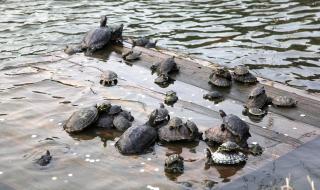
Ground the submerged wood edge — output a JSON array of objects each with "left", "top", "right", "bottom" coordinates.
[{"left": 108, "top": 42, "right": 320, "bottom": 128}]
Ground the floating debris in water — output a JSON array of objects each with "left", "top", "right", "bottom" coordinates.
[
  {"left": 143, "top": 78, "right": 148, "bottom": 81},
  {"left": 154, "top": 168, "right": 159, "bottom": 172},
  {"left": 141, "top": 162, "right": 145, "bottom": 165},
  {"left": 58, "top": 123, "right": 62, "bottom": 126},
  {"left": 300, "top": 114, "right": 306, "bottom": 117},
  {"left": 85, "top": 158, "right": 90, "bottom": 162},
  {"left": 68, "top": 173, "right": 73, "bottom": 177},
  {"left": 262, "top": 126, "right": 267, "bottom": 129},
  {"left": 95, "top": 159, "right": 100, "bottom": 162},
  {"left": 188, "top": 117, "right": 193, "bottom": 120},
  {"left": 284, "top": 134, "right": 288, "bottom": 136},
  {"left": 51, "top": 176, "right": 58, "bottom": 181},
  {"left": 232, "top": 100, "right": 236, "bottom": 103},
  {"left": 74, "top": 142, "right": 79, "bottom": 145},
  {"left": 147, "top": 185, "right": 160, "bottom": 190},
  {"left": 147, "top": 158, "right": 152, "bottom": 161},
  {"left": 49, "top": 119, "right": 54, "bottom": 122},
  {"left": 0, "top": 118, "right": 4, "bottom": 122},
  {"left": 72, "top": 152, "right": 77, "bottom": 155},
  {"left": 139, "top": 169, "right": 145, "bottom": 173},
  {"left": 31, "top": 134, "right": 38, "bottom": 138},
  {"left": 0, "top": 171, "right": 3, "bottom": 175},
  {"left": 191, "top": 94, "right": 195, "bottom": 97},
  {"left": 207, "top": 105, "right": 211, "bottom": 108},
  {"left": 85, "top": 154, "right": 90, "bottom": 158},
  {"left": 150, "top": 87, "right": 154, "bottom": 90},
  {"left": 89, "top": 159, "right": 95, "bottom": 163},
  {"left": 293, "top": 127, "right": 297, "bottom": 130}
]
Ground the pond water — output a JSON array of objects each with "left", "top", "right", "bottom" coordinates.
[{"left": 0, "top": 0, "right": 320, "bottom": 190}]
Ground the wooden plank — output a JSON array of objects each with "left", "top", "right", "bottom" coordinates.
[{"left": 109, "top": 43, "right": 320, "bottom": 128}]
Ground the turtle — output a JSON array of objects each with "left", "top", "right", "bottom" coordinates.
[
  {"left": 245, "top": 86, "right": 271, "bottom": 109},
  {"left": 219, "top": 110, "right": 251, "bottom": 148},
  {"left": 131, "top": 37, "right": 158, "bottom": 48},
  {"left": 214, "top": 67, "right": 232, "bottom": 79},
  {"left": 122, "top": 50, "right": 142, "bottom": 61},
  {"left": 148, "top": 103, "right": 170, "bottom": 127},
  {"left": 164, "top": 154, "right": 184, "bottom": 174},
  {"left": 96, "top": 113, "right": 114, "bottom": 129},
  {"left": 108, "top": 105, "right": 122, "bottom": 115},
  {"left": 96, "top": 102, "right": 112, "bottom": 113},
  {"left": 158, "top": 117, "right": 201, "bottom": 142},
  {"left": 113, "top": 115, "right": 132, "bottom": 131},
  {"left": 233, "top": 72, "right": 257, "bottom": 84},
  {"left": 164, "top": 90, "right": 178, "bottom": 106},
  {"left": 244, "top": 107, "right": 267, "bottom": 117},
  {"left": 118, "top": 110, "right": 134, "bottom": 122},
  {"left": 68, "top": 15, "right": 112, "bottom": 55},
  {"left": 208, "top": 72, "right": 232, "bottom": 88},
  {"left": 203, "top": 91, "right": 223, "bottom": 102},
  {"left": 100, "top": 70, "right": 118, "bottom": 86},
  {"left": 185, "top": 120, "right": 202, "bottom": 139},
  {"left": 109, "top": 24, "right": 124, "bottom": 44},
  {"left": 64, "top": 106, "right": 99, "bottom": 133},
  {"left": 248, "top": 142, "right": 263, "bottom": 156},
  {"left": 204, "top": 127, "right": 236, "bottom": 145},
  {"left": 35, "top": 150, "right": 52, "bottom": 166},
  {"left": 233, "top": 65, "right": 249, "bottom": 76},
  {"left": 64, "top": 45, "right": 83, "bottom": 55},
  {"left": 115, "top": 124, "right": 157, "bottom": 155},
  {"left": 205, "top": 142, "right": 247, "bottom": 165},
  {"left": 151, "top": 56, "right": 179, "bottom": 86},
  {"left": 272, "top": 96, "right": 297, "bottom": 107}
]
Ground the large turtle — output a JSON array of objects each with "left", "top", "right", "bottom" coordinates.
[
  {"left": 151, "top": 56, "right": 179, "bottom": 86},
  {"left": 219, "top": 110, "right": 251, "bottom": 148},
  {"left": 100, "top": 70, "right": 118, "bottom": 86},
  {"left": 208, "top": 67, "right": 232, "bottom": 88},
  {"left": 164, "top": 154, "right": 184, "bottom": 174},
  {"left": 148, "top": 103, "right": 170, "bottom": 127},
  {"left": 64, "top": 106, "right": 99, "bottom": 133},
  {"left": 115, "top": 125, "right": 157, "bottom": 155},
  {"left": 204, "top": 127, "right": 236, "bottom": 145},
  {"left": 158, "top": 117, "right": 201, "bottom": 142},
  {"left": 64, "top": 16, "right": 112, "bottom": 55},
  {"left": 272, "top": 96, "right": 297, "bottom": 107},
  {"left": 245, "top": 86, "right": 270, "bottom": 109}
]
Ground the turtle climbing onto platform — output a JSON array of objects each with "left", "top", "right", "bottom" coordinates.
[
  {"left": 232, "top": 65, "right": 257, "bottom": 84},
  {"left": 151, "top": 56, "right": 179, "bottom": 87},
  {"left": 100, "top": 70, "right": 118, "bottom": 86},
  {"left": 219, "top": 110, "right": 251, "bottom": 148},
  {"left": 205, "top": 141, "right": 247, "bottom": 165},
  {"left": 208, "top": 67, "right": 232, "bottom": 88},
  {"left": 64, "top": 15, "right": 112, "bottom": 55},
  {"left": 245, "top": 86, "right": 271, "bottom": 109}
]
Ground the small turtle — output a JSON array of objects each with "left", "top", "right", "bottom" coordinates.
[
  {"left": 214, "top": 67, "right": 232, "bottom": 79},
  {"left": 115, "top": 125, "right": 157, "bottom": 155},
  {"left": 35, "top": 150, "right": 52, "bottom": 166},
  {"left": 185, "top": 120, "right": 202, "bottom": 139},
  {"left": 151, "top": 56, "right": 179, "bottom": 86},
  {"left": 233, "top": 72, "right": 257, "bottom": 84},
  {"left": 100, "top": 70, "right": 118, "bottom": 86},
  {"left": 64, "top": 45, "right": 83, "bottom": 55},
  {"left": 64, "top": 106, "right": 98, "bottom": 133},
  {"left": 219, "top": 110, "right": 251, "bottom": 148},
  {"left": 108, "top": 105, "right": 122, "bottom": 115},
  {"left": 164, "top": 90, "right": 178, "bottom": 105},
  {"left": 148, "top": 103, "right": 170, "bottom": 127},
  {"left": 234, "top": 65, "right": 249, "bottom": 76},
  {"left": 218, "top": 141, "right": 242, "bottom": 152},
  {"left": 113, "top": 115, "right": 132, "bottom": 131},
  {"left": 248, "top": 142, "right": 263, "bottom": 156},
  {"left": 118, "top": 110, "right": 134, "bottom": 122},
  {"left": 122, "top": 50, "right": 142, "bottom": 61},
  {"left": 164, "top": 154, "right": 184, "bottom": 174},
  {"left": 96, "top": 102, "right": 111, "bottom": 113},
  {"left": 204, "top": 127, "right": 236, "bottom": 145},
  {"left": 203, "top": 91, "right": 223, "bottom": 102},
  {"left": 245, "top": 107, "right": 267, "bottom": 117},
  {"left": 272, "top": 96, "right": 297, "bottom": 107},
  {"left": 158, "top": 117, "right": 201, "bottom": 142},
  {"left": 131, "top": 37, "right": 158, "bottom": 48},
  {"left": 208, "top": 68, "right": 232, "bottom": 88},
  {"left": 96, "top": 113, "right": 114, "bottom": 129},
  {"left": 245, "top": 86, "right": 270, "bottom": 109}
]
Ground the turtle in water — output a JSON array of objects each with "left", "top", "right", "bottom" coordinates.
[
  {"left": 232, "top": 65, "right": 257, "bottom": 84},
  {"left": 131, "top": 37, "right": 158, "bottom": 48},
  {"left": 151, "top": 56, "right": 179, "bottom": 87},
  {"left": 115, "top": 125, "right": 157, "bottom": 155},
  {"left": 208, "top": 67, "right": 232, "bottom": 87},
  {"left": 204, "top": 127, "right": 236, "bottom": 145},
  {"left": 164, "top": 90, "right": 178, "bottom": 106},
  {"left": 164, "top": 154, "right": 184, "bottom": 174},
  {"left": 122, "top": 49, "right": 142, "bottom": 61},
  {"left": 158, "top": 117, "right": 201, "bottom": 142},
  {"left": 219, "top": 110, "right": 251, "bottom": 148},
  {"left": 64, "top": 106, "right": 99, "bottom": 133},
  {"left": 100, "top": 70, "right": 118, "bottom": 86},
  {"left": 148, "top": 103, "right": 170, "bottom": 127},
  {"left": 35, "top": 150, "right": 52, "bottom": 166},
  {"left": 64, "top": 15, "right": 112, "bottom": 55},
  {"left": 203, "top": 91, "right": 224, "bottom": 103},
  {"left": 113, "top": 115, "right": 132, "bottom": 131},
  {"left": 272, "top": 96, "right": 297, "bottom": 107},
  {"left": 245, "top": 86, "right": 271, "bottom": 109},
  {"left": 248, "top": 142, "right": 263, "bottom": 156},
  {"left": 243, "top": 107, "right": 267, "bottom": 117},
  {"left": 205, "top": 141, "right": 247, "bottom": 165}
]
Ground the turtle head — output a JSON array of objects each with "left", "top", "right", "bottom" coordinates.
[
  {"left": 154, "top": 74, "right": 170, "bottom": 86},
  {"left": 159, "top": 103, "right": 165, "bottom": 108},
  {"left": 96, "top": 102, "right": 111, "bottom": 113},
  {"left": 100, "top": 15, "right": 107, "bottom": 27},
  {"left": 219, "top": 110, "right": 227, "bottom": 118}
]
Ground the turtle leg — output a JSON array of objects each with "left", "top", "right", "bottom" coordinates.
[
  {"left": 114, "top": 79, "right": 118, "bottom": 85},
  {"left": 220, "top": 124, "right": 225, "bottom": 131}
]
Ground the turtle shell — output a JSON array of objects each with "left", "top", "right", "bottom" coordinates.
[
  {"left": 115, "top": 125, "right": 157, "bottom": 155},
  {"left": 168, "top": 117, "right": 184, "bottom": 129},
  {"left": 249, "top": 86, "right": 265, "bottom": 97},
  {"left": 203, "top": 91, "right": 223, "bottom": 100},
  {"left": 108, "top": 105, "right": 122, "bottom": 115},
  {"left": 234, "top": 65, "right": 249, "bottom": 75},
  {"left": 158, "top": 57, "right": 178, "bottom": 74},
  {"left": 248, "top": 142, "right": 263, "bottom": 155},
  {"left": 166, "top": 90, "right": 176, "bottom": 96},
  {"left": 209, "top": 74, "right": 232, "bottom": 87},
  {"left": 185, "top": 120, "right": 201, "bottom": 138},
  {"left": 133, "top": 37, "right": 150, "bottom": 47},
  {"left": 272, "top": 96, "right": 297, "bottom": 107},
  {"left": 246, "top": 93, "right": 269, "bottom": 109},
  {"left": 123, "top": 50, "right": 141, "bottom": 61},
  {"left": 149, "top": 104, "right": 170, "bottom": 125},
  {"left": 222, "top": 114, "right": 251, "bottom": 141},
  {"left": 248, "top": 107, "right": 266, "bottom": 116},
  {"left": 96, "top": 113, "right": 114, "bottom": 129},
  {"left": 158, "top": 120, "right": 199, "bottom": 142},
  {"left": 219, "top": 141, "right": 241, "bottom": 152},
  {"left": 113, "top": 115, "right": 132, "bottom": 131},
  {"left": 214, "top": 67, "right": 231, "bottom": 79},
  {"left": 118, "top": 110, "right": 134, "bottom": 122},
  {"left": 164, "top": 154, "right": 184, "bottom": 174},
  {"left": 100, "top": 70, "right": 118, "bottom": 82},
  {"left": 64, "top": 106, "right": 98, "bottom": 133},
  {"left": 81, "top": 27, "right": 111, "bottom": 50},
  {"left": 204, "top": 127, "right": 235, "bottom": 145},
  {"left": 211, "top": 151, "right": 247, "bottom": 165},
  {"left": 233, "top": 73, "right": 257, "bottom": 84}
]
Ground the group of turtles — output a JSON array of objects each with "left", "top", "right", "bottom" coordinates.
[{"left": 36, "top": 15, "right": 297, "bottom": 176}]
